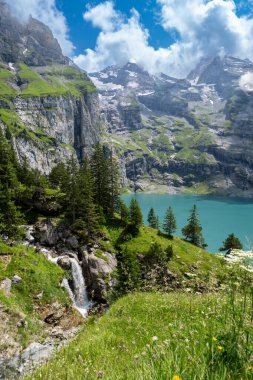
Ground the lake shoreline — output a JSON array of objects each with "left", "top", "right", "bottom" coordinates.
[{"left": 122, "top": 193, "right": 253, "bottom": 252}]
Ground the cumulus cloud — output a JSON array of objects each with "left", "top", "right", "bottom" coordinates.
[
  {"left": 5, "top": 0, "right": 74, "bottom": 55},
  {"left": 74, "top": 0, "right": 253, "bottom": 77},
  {"left": 239, "top": 72, "right": 253, "bottom": 91}
]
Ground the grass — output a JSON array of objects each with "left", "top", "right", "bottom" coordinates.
[
  {"left": 0, "top": 242, "right": 68, "bottom": 314},
  {"left": 0, "top": 241, "right": 70, "bottom": 350},
  {"left": 28, "top": 287, "right": 253, "bottom": 380},
  {"left": 115, "top": 226, "right": 227, "bottom": 285}
]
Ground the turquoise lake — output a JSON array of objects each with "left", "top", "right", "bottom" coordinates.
[{"left": 122, "top": 194, "right": 253, "bottom": 253}]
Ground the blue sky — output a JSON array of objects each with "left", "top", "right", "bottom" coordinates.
[
  {"left": 55, "top": 0, "right": 178, "bottom": 54},
  {"left": 5, "top": 0, "right": 253, "bottom": 77}
]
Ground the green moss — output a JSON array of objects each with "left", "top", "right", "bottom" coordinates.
[{"left": 95, "top": 250, "right": 109, "bottom": 263}]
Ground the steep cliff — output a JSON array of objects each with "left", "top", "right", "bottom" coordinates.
[
  {"left": 0, "top": 1, "right": 100, "bottom": 173},
  {"left": 91, "top": 58, "right": 253, "bottom": 196}
]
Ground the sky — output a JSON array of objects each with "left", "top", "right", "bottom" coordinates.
[{"left": 5, "top": 0, "right": 253, "bottom": 77}]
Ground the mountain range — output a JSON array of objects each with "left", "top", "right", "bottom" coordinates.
[{"left": 1, "top": 0, "right": 253, "bottom": 196}]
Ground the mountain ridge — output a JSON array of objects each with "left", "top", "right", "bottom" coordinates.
[{"left": 90, "top": 56, "right": 253, "bottom": 196}]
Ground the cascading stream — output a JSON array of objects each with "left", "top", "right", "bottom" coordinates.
[
  {"left": 40, "top": 247, "right": 91, "bottom": 317},
  {"left": 68, "top": 258, "right": 91, "bottom": 317}
]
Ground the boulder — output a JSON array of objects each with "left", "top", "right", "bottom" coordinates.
[
  {"left": 66, "top": 236, "right": 79, "bottom": 250},
  {"left": 0, "top": 278, "right": 12, "bottom": 297},
  {"left": 82, "top": 250, "right": 117, "bottom": 302},
  {"left": 33, "top": 219, "right": 58, "bottom": 246},
  {"left": 57, "top": 256, "right": 71, "bottom": 270},
  {"left": 12, "top": 275, "right": 22, "bottom": 284}
]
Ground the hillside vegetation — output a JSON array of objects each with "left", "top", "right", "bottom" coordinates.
[{"left": 29, "top": 289, "right": 253, "bottom": 380}]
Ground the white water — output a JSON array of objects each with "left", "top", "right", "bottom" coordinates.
[
  {"left": 41, "top": 248, "right": 91, "bottom": 317},
  {"left": 69, "top": 258, "right": 91, "bottom": 317}
]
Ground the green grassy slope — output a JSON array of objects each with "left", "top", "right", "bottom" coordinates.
[
  {"left": 108, "top": 225, "right": 229, "bottom": 290},
  {"left": 29, "top": 290, "right": 253, "bottom": 380},
  {"left": 0, "top": 241, "right": 70, "bottom": 349}
]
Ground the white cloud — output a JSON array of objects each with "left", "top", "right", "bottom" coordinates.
[
  {"left": 74, "top": 0, "right": 253, "bottom": 77},
  {"left": 84, "top": 1, "right": 121, "bottom": 31},
  {"left": 239, "top": 72, "right": 253, "bottom": 91},
  {"left": 5, "top": 0, "right": 74, "bottom": 56}
]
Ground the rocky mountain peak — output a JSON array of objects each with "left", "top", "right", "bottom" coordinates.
[
  {"left": 188, "top": 55, "right": 253, "bottom": 96},
  {"left": 0, "top": 0, "right": 68, "bottom": 66}
]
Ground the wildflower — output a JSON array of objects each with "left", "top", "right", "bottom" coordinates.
[
  {"left": 172, "top": 376, "right": 182, "bottom": 380},
  {"left": 132, "top": 340, "right": 136, "bottom": 345},
  {"left": 212, "top": 337, "right": 217, "bottom": 342},
  {"left": 217, "top": 346, "right": 223, "bottom": 350},
  {"left": 134, "top": 354, "right": 139, "bottom": 360},
  {"left": 152, "top": 336, "right": 158, "bottom": 342}
]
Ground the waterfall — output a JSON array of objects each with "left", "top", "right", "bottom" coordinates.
[
  {"left": 68, "top": 258, "right": 91, "bottom": 317},
  {"left": 41, "top": 247, "right": 91, "bottom": 317}
]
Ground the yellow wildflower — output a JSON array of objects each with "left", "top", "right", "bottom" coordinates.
[
  {"left": 172, "top": 376, "right": 182, "bottom": 380},
  {"left": 212, "top": 337, "right": 217, "bottom": 342},
  {"left": 217, "top": 346, "right": 223, "bottom": 350}
]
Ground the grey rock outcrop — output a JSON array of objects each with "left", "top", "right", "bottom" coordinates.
[
  {"left": 91, "top": 57, "right": 253, "bottom": 196},
  {"left": 33, "top": 219, "right": 58, "bottom": 247},
  {"left": 0, "top": 1, "right": 68, "bottom": 66},
  {"left": 0, "top": 278, "right": 11, "bottom": 297},
  {"left": 82, "top": 250, "right": 117, "bottom": 302}
]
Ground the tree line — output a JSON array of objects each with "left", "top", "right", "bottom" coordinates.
[
  {"left": 0, "top": 128, "right": 120, "bottom": 241},
  {"left": 125, "top": 199, "right": 243, "bottom": 252}
]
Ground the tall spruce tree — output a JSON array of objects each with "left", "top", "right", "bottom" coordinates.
[
  {"left": 91, "top": 143, "right": 109, "bottom": 216},
  {"left": 107, "top": 151, "right": 121, "bottom": 220},
  {"left": 182, "top": 204, "right": 206, "bottom": 248},
  {"left": 119, "top": 200, "right": 129, "bottom": 226},
  {"left": 64, "top": 156, "right": 79, "bottom": 224},
  {"left": 75, "top": 159, "right": 99, "bottom": 239},
  {"left": 147, "top": 208, "right": 159, "bottom": 229},
  {"left": 163, "top": 206, "right": 177, "bottom": 238},
  {"left": 129, "top": 198, "right": 143, "bottom": 229},
  {"left": 0, "top": 130, "right": 23, "bottom": 237}
]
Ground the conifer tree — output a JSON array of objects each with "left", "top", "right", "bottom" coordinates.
[
  {"left": 0, "top": 130, "right": 23, "bottom": 237},
  {"left": 49, "top": 162, "right": 68, "bottom": 190},
  {"left": 147, "top": 208, "right": 158, "bottom": 229},
  {"left": 119, "top": 200, "right": 129, "bottom": 226},
  {"left": 64, "top": 156, "right": 79, "bottom": 224},
  {"left": 163, "top": 206, "right": 177, "bottom": 238},
  {"left": 219, "top": 233, "right": 243, "bottom": 252},
  {"left": 75, "top": 158, "right": 99, "bottom": 239},
  {"left": 182, "top": 204, "right": 206, "bottom": 248},
  {"left": 129, "top": 198, "right": 143, "bottom": 229},
  {"left": 91, "top": 143, "right": 109, "bottom": 215},
  {"left": 107, "top": 151, "right": 121, "bottom": 220},
  {"left": 117, "top": 247, "right": 141, "bottom": 294}
]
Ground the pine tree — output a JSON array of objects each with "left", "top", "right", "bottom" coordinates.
[
  {"left": 147, "top": 208, "right": 158, "bottom": 229},
  {"left": 49, "top": 162, "right": 68, "bottom": 190},
  {"left": 91, "top": 143, "right": 109, "bottom": 215},
  {"left": 107, "top": 151, "right": 121, "bottom": 220},
  {"left": 0, "top": 130, "right": 23, "bottom": 237},
  {"left": 117, "top": 247, "right": 141, "bottom": 294},
  {"left": 129, "top": 198, "right": 143, "bottom": 229},
  {"left": 219, "top": 233, "right": 243, "bottom": 252},
  {"left": 163, "top": 206, "right": 177, "bottom": 238},
  {"left": 75, "top": 158, "right": 100, "bottom": 240},
  {"left": 182, "top": 204, "right": 206, "bottom": 248},
  {"left": 119, "top": 200, "right": 129, "bottom": 226},
  {"left": 64, "top": 156, "right": 79, "bottom": 224},
  {"left": 165, "top": 245, "right": 174, "bottom": 260}
]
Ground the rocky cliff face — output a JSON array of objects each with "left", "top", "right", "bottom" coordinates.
[
  {"left": 90, "top": 57, "right": 253, "bottom": 196},
  {"left": 0, "top": 1, "right": 100, "bottom": 173}
]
